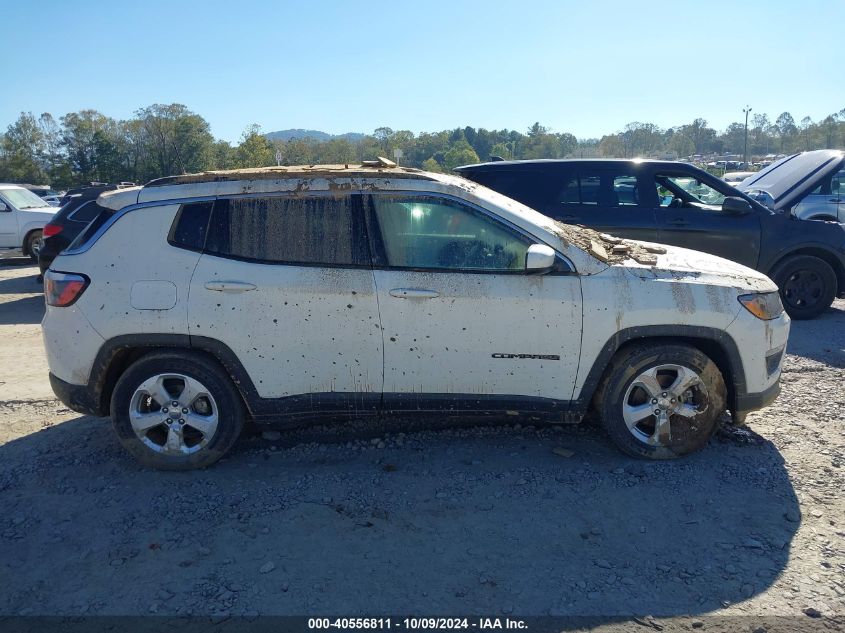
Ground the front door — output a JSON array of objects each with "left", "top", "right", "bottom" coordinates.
[
  {"left": 793, "top": 166, "right": 845, "bottom": 222},
  {"left": 0, "top": 194, "right": 18, "bottom": 247},
  {"left": 364, "top": 192, "right": 582, "bottom": 414},
  {"left": 188, "top": 194, "right": 383, "bottom": 417},
  {"left": 650, "top": 170, "right": 762, "bottom": 268}
]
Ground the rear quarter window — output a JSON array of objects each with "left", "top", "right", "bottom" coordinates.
[
  {"left": 66, "top": 203, "right": 115, "bottom": 251},
  {"left": 168, "top": 202, "right": 213, "bottom": 251}
]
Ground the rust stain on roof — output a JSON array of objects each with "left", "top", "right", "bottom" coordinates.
[{"left": 146, "top": 164, "right": 434, "bottom": 187}]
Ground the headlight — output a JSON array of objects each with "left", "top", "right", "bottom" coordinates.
[{"left": 738, "top": 292, "right": 784, "bottom": 320}]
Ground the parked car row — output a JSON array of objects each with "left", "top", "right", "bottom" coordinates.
[{"left": 22, "top": 151, "right": 845, "bottom": 470}]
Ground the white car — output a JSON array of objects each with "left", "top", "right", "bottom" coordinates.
[
  {"left": 723, "top": 171, "right": 755, "bottom": 187},
  {"left": 0, "top": 184, "right": 57, "bottom": 260},
  {"left": 42, "top": 163, "right": 790, "bottom": 470}
]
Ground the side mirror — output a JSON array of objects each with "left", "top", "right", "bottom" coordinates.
[
  {"left": 722, "top": 196, "right": 752, "bottom": 215},
  {"left": 525, "top": 244, "right": 556, "bottom": 273},
  {"left": 0, "top": 202, "right": 7, "bottom": 212}
]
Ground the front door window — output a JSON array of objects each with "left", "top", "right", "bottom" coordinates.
[{"left": 370, "top": 195, "right": 529, "bottom": 272}]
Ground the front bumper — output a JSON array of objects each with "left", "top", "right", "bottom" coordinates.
[
  {"left": 734, "top": 379, "right": 781, "bottom": 416},
  {"left": 49, "top": 372, "right": 103, "bottom": 416}
]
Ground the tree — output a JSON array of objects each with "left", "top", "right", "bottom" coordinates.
[
  {"left": 442, "top": 140, "right": 479, "bottom": 171},
  {"left": 421, "top": 157, "right": 442, "bottom": 173},
  {"left": 489, "top": 142, "right": 514, "bottom": 160},
  {"left": 135, "top": 104, "right": 214, "bottom": 176},
  {"left": 373, "top": 127, "right": 394, "bottom": 153},
  {"left": 775, "top": 112, "right": 797, "bottom": 152},
  {"left": 236, "top": 124, "right": 274, "bottom": 168},
  {"left": 0, "top": 112, "right": 47, "bottom": 183},
  {"left": 667, "top": 133, "right": 695, "bottom": 159},
  {"left": 800, "top": 116, "right": 813, "bottom": 149}
]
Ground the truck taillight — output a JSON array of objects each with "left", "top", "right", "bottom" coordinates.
[
  {"left": 44, "top": 271, "right": 89, "bottom": 307},
  {"left": 42, "top": 223, "right": 63, "bottom": 237}
]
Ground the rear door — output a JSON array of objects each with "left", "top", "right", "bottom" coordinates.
[
  {"left": 649, "top": 169, "right": 762, "bottom": 268},
  {"left": 550, "top": 167, "right": 659, "bottom": 241},
  {"left": 464, "top": 166, "right": 659, "bottom": 242},
  {"left": 364, "top": 192, "right": 582, "bottom": 412},
  {"left": 187, "top": 193, "right": 383, "bottom": 417}
]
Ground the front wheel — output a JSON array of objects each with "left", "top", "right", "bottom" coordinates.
[
  {"left": 597, "top": 343, "right": 726, "bottom": 460},
  {"left": 770, "top": 255, "right": 836, "bottom": 320},
  {"left": 25, "top": 230, "right": 42, "bottom": 262},
  {"left": 111, "top": 352, "right": 245, "bottom": 470}
]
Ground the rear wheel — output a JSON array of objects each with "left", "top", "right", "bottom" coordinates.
[
  {"left": 770, "top": 255, "right": 836, "bottom": 320},
  {"left": 111, "top": 352, "right": 245, "bottom": 470},
  {"left": 597, "top": 343, "right": 726, "bottom": 459},
  {"left": 25, "top": 231, "right": 42, "bottom": 262}
]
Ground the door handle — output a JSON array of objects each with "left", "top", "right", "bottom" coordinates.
[
  {"left": 204, "top": 281, "right": 257, "bottom": 293},
  {"left": 389, "top": 288, "right": 440, "bottom": 299},
  {"left": 667, "top": 218, "right": 689, "bottom": 227}
]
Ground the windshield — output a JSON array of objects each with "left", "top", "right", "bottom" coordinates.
[{"left": 0, "top": 187, "right": 50, "bottom": 210}]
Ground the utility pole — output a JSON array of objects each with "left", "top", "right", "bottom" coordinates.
[{"left": 743, "top": 105, "right": 752, "bottom": 169}]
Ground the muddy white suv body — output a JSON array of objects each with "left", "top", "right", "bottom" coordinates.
[{"left": 42, "top": 164, "right": 789, "bottom": 469}]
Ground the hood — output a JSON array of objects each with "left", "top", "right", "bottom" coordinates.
[
  {"left": 737, "top": 150, "right": 844, "bottom": 211},
  {"left": 621, "top": 241, "right": 777, "bottom": 294},
  {"left": 18, "top": 206, "right": 56, "bottom": 220}
]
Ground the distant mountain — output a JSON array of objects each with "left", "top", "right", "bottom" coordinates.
[{"left": 264, "top": 129, "right": 366, "bottom": 142}]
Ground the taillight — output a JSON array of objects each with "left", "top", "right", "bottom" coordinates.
[
  {"left": 42, "top": 223, "right": 63, "bottom": 237},
  {"left": 44, "top": 271, "right": 89, "bottom": 307}
]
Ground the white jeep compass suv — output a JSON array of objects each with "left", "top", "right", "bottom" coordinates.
[{"left": 42, "top": 163, "right": 789, "bottom": 470}]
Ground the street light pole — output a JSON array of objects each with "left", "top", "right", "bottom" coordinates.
[{"left": 743, "top": 105, "right": 752, "bottom": 169}]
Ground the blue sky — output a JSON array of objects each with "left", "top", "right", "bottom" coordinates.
[{"left": 2, "top": 0, "right": 842, "bottom": 143}]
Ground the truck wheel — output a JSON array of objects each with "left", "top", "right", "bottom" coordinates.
[
  {"left": 770, "top": 255, "right": 836, "bottom": 320},
  {"left": 25, "top": 231, "right": 43, "bottom": 262},
  {"left": 111, "top": 351, "right": 245, "bottom": 470},
  {"left": 597, "top": 343, "right": 726, "bottom": 460}
]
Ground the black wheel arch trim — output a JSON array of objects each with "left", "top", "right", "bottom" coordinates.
[
  {"left": 570, "top": 324, "right": 749, "bottom": 416},
  {"left": 70, "top": 328, "right": 760, "bottom": 421},
  {"left": 762, "top": 243, "right": 845, "bottom": 296}
]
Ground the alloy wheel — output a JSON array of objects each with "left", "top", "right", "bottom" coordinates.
[
  {"left": 128, "top": 374, "right": 219, "bottom": 456},
  {"left": 621, "top": 364, "right": 709, "bottom": 446}
]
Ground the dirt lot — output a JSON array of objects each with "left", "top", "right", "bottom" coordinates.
[{"left": 0, "top": 257, "right": 843, "bottom": 629}]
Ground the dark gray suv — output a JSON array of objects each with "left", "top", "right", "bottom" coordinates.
[{"left": 455, "top": 158, "right": 845, "bottom": 320}]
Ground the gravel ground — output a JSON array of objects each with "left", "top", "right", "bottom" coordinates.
[{"left": 0, "top": 259, "right": 843, "bottom": 630}]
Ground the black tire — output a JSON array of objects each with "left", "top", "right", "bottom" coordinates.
[
  {"left": 25, "top": 230, "right": 42, "bottom": 262},
  {"left": 111, "top": 351, "right": 245, "bottom": 470},
  {"left": 596, "top": 343, "right": 726, "bottom": 460},
  {"left": 770, "top": 255, "right": 836, "bottom": 320}
]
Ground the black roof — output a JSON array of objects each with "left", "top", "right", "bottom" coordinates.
[{"left": 455, "top": 158, "right": 697, "bottom": 172}]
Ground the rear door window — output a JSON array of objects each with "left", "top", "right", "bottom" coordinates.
[
  {"left": 556, "top": 172, "right": 643, "bottom": 209},
  {"left": 205, "top": 195, "right": 370, "bottom": 266}
]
